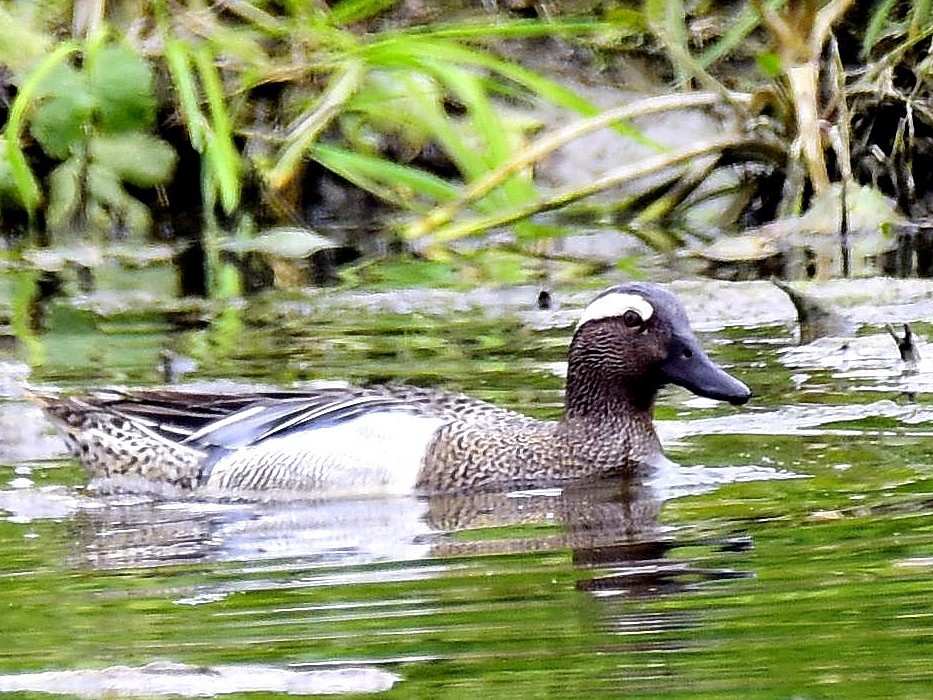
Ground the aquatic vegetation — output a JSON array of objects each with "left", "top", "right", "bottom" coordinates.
[
  {"left": 1, "top": 1, "right": 933, "bottom": 284},
  {"left": 0, "top": 0, "right": 645, "bottom": 285}
]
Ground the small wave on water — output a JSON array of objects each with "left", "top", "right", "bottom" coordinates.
[
  {"left": 650, "top": 461, "right": 804, "bottom": 500},
  {"left": 0, "top": 662, "right": 400, "bottom": 697}
]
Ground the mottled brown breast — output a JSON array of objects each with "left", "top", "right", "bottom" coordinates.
[{"left": 417, "top": 412, "right": 661, "bottom": 493}]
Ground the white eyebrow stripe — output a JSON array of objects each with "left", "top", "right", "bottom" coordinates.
[{"left": 577, "top": 292, "right": 654, "bottom": 328}]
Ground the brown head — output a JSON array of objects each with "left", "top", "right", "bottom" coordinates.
[{"left": 565, "top": 283, "right": 751, "bottom": 418}]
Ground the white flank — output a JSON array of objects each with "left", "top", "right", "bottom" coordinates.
[
  {"left": 206, "top": 411, "right": 446, "bottom": 496},
  {"left": 577, "top": 292, "right": 654, "bottom": 328}
]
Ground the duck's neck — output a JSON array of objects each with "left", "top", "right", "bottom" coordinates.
[
  {"left": 563, "top": 356, "right": 656, "bottom": 423},
  {"left": 556, "top": 356, "right": 663, "bottom": 480}
]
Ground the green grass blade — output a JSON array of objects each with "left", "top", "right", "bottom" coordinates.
[
  {"left": 417, "top": 134, "right": 752, "bottom": 243},
  {"left": 268, "top": 58, "right": 364, "bottom": 190},
  {"left": 397, "top": 71, "right": 487, "bottom": 184},
  {"left": 697, "top": 0, "right": 785, "bottom": 68},
  {"left": 329, "top": 0, "right": 402, "bottom": 25},
  {"left": 645, "top": 0, "right": 728, "bottom": 95},
  {"left": 212, "top": 0, "right": 288, "bottom": 36},
  {"left": 407, "top": 90, "right": 741, "bottom": 238},
  {"left": 910, "top": 0, "right": 933, "bottom": 43},
  {"left": 393, "top": 17, "right": 619, "bottom": 42},
  {"left": 419, "top": 60, "right": 536, "bottom": 208},
  {"left": 4, "top": 40, "right": 79, "bottom": 214},
  {"left": 155, "top": 0, "right": 206, "bottom": 147},
  {"left": 311, "top": 142, "right": 459, "bottom": 207},
  {"left": 645, "top": 0, "right": 689, "bottom": 85},
  {"left": 436, "top": 66, "right": 509, "bottom": 164},
  {"left": 194, "top": 44, "right": 241, "bottom": 212},
  {"left": 364, "top": 36, "right": 655, "bottom": 147},
  {"left": 862, "top": 0, "right": 899, "bottom": 57},
  {"left": 163, "top": 39, "right": 206, "bottom": 149}
]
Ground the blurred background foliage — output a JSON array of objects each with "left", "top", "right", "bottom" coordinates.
[{"left": 0, "top": 0, "right": 932, "bottom": 288}]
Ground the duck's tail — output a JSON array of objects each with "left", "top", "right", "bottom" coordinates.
[{"left": 25, "top": 387, "right": 206, "bottom": 489}]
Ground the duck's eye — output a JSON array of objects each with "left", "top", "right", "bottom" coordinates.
[{"left": 622, "top": 309, "right": 643, "bottom": 328}]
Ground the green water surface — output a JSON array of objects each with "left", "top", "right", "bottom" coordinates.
[{"left": 1, "top": 285, "right": 932, "bottom": 699}]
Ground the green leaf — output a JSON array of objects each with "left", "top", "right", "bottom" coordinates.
[
  {"left": 46, "top": 159, "right": 81, "bottom": 231},
  {"left": 345, "top": 70, "right": 440, "bottom": 148},
  {"left": 121, "top": 193, "right": 153, "bottom": 236},
  {"left": 0, "top": 6, "right": 52, "bottom": 72},
  {"left": 87, "top": 163, "right": 152, "bottom": 237},
  {"left": 29, "top": 63, "right": 94, "bottom": 159},
  {"left": 364, "top": 36, "right": 652, "bottom": 145},
  {"left": 756, "top": 51, "right": 783, "bottom": 78},
  {"left": 602, "top": 7, "right": 648, "bottom": 32},
  {"left": 89, "top": 134, "right": 177, "bottom": 187},
  {"left": 394, "top": 70, "right": 489, "bottom": 187},
  {"left": 86, "top": 162, "right": 124, "bottom": 208},
  {"left": 87, "top": 44, "right": 157, "bottom": 133}
]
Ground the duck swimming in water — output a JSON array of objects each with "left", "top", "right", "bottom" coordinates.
[{"left": 31, "top": 282, "right": 750, "bottom": 495}]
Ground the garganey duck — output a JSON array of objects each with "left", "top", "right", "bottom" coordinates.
[{"left": 31, "top": 283, "right": 750, "bottom": 495}]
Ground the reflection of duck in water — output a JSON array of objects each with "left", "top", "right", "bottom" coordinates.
[
  {"left": 30, "top": 283, "right": 750, "bottom": 496},
  {"left": 65, "top": 482, "right": 666, "bottom": 568},
  {"left": 63, "top": 480, "right": 747, "bottom": 605}
]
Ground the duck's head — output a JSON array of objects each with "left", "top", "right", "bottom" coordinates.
[{"left": 568, "top": 283, "right": 751, "bottom": 412}]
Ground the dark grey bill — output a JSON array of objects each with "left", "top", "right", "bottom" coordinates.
[{"left": 660, "top": 334, "right": 751, "bottom": 405}]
